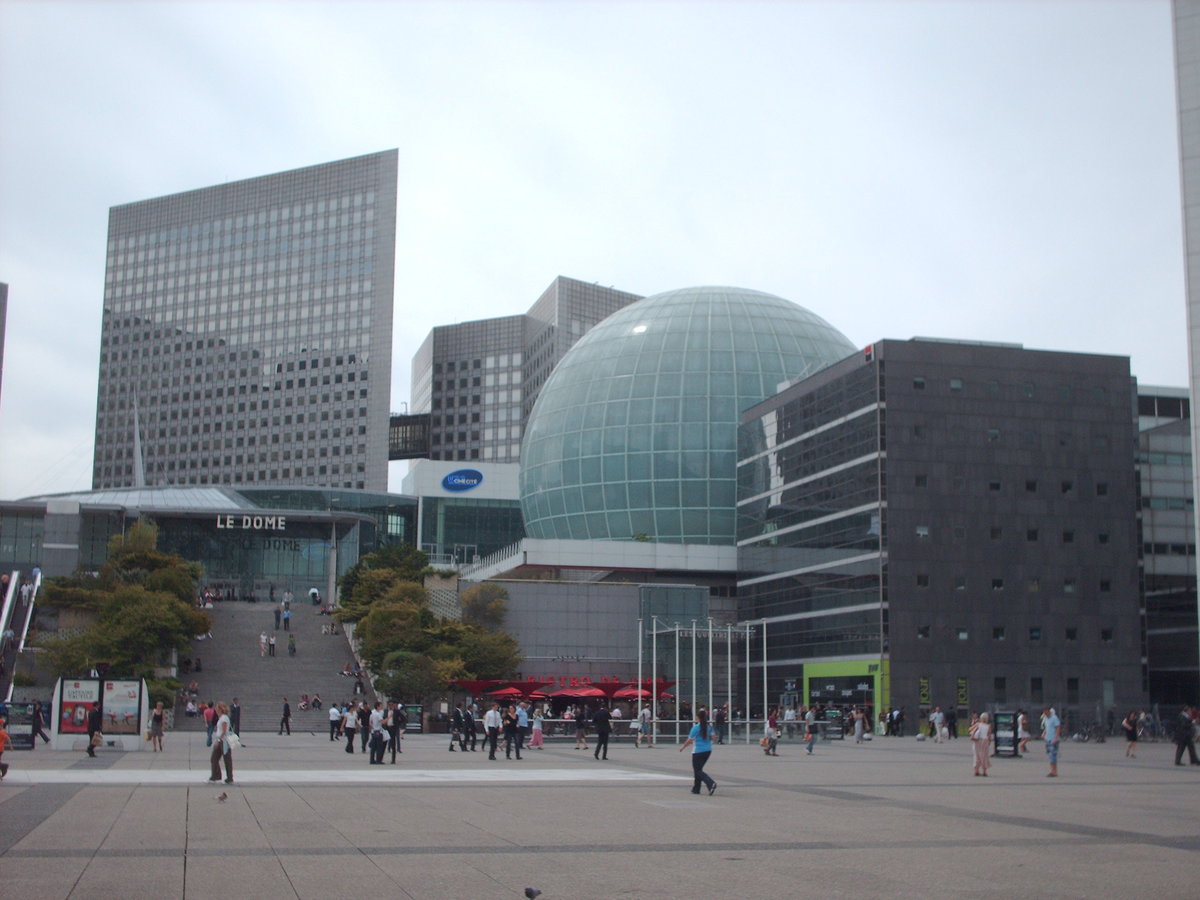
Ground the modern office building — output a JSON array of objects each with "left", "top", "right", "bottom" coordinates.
[
  {"left": 737, "top": 338, "right": 1147, "bottom": 724},
  {"left": 0, "top": 282, "right": 7, "bottom": 407},
  {"left": 91, "top": 151, "right": 398, "bottom": 492},
  {"left": 411, "top": 275, "right": 642, "bottom": 463},
  {"left": 1172, "top": 0, "right": 1200, "bottom": 704},
  {"left": 1138, "top": 385, "right": 1199, "bottom": 703}
]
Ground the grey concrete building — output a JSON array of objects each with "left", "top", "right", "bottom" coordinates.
[
  {"left": 737, "top": 339, "right": 1147, "bottom": 728},
  {"left": 92, "top": 150, "right": 398, "bottom": 491},
  {"left": 411, "top": 275, "right": 641, "bottom": 463}
]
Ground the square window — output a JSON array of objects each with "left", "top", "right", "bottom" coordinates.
[
  {"left": 1061, "top": 480, "right": 1074, "bottom": 494},
  {"left": 957, "top": 628, "right": 969, "bottom": 640},
  {"left": 914, "top": 474, "right": 928, "bottom": 488},
  {"left": 1065, "top": 627, "right": 1078, "bottom": 641},
  {"left": 987, "top": 428, "right": 1001, "bottom": 442},
  {"left": 1063, "top": 579, "right": 1076, "bottom": 593},
  {"left": 989, "top": 479, "right": 1001, "bottom": 491},
  {"left": 1030, "top": 677, "right": 1044, "bottom": 703},
  {"left": 994, "top": 677, "right": 1007, "bottom": 703},
  {"left": 950, "top": 378, "right": 963, "bottom": 391},
  {"left": 917, "top": 625, "right": 930, "bottom": 639},
  {"left": 916, "top": 525, "right": 930, "bottom": 538},
  {"left": 953, "top": 526, "right": 966, "bottom": 541},
  {"left": 1099, "top": 579, "right": 1111, "bottom": 592},
  {"left": 913, "top": 425, "right": 925, "bottom": 439},
  {"left": 913, "top": 377, "right": 926, "bottom": 390},
  {"left": 1098, "top": 532, "right": 1110, "bottom": 545},
  {"left": 1029, "top": 627, "right": 1042, "bottom": 641},
  {"left": 1027, "top": 528, "right": 1039, "bottom": 542},
  {"left": 1066, "top": 677, "right": 1079, "bottom": 704},
  {"left": 991, "top": 578, "right": 1004, "bottom": 591},
  {"left": 1025, "top": 479, "right": 1038, "bottom": 492},
  {"left": 993, "top": 627, "right": 1006, "bottom": 640},
  {"left": 953, "top": 475, "right": 967, "bottom": 492},
  {"left": 955, "top": 575, "right": 967, "bottom": 591},
  {"left": 1096, "top": 482, "right": 1109, "bottom": 497},
  {"left": 990, "top": 526, "right": 1002, "bottom": 540},
  {"left": 1101, "top": 628, "right": 1114, "bottom": 642},
  {"left": 916, "top": 574, "right": 929, "bottom": 587},
  {"left": 1062, "top": 530, "right": 1075, "bottom": 544}
]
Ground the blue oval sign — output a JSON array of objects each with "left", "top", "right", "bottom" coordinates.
[{"left": 442, "top": 468, "right": 483, "bottom": 492}]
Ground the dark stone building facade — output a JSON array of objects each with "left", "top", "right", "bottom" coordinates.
[{"left": 737, "top": 339, "right": 1147, "bottom": 727}]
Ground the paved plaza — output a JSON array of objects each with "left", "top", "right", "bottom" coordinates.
[{"left": 0, "top": 727, "right": 1196, "bottom": 899}]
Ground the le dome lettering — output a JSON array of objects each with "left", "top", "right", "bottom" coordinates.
[{"left": 215, "top": 514, "right": 287, "bottom": 531}]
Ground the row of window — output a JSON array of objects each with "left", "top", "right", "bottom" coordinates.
[
  {"left": 907, "top": 423, "right": 1111, "bottom": 449},
  {"left": 914, "top": 575, "right": 1112, "bottom": 594},
  {"left": 914, "top": 525, "right": 1111, "bottom": 544},
  {"left": 913, "top": 474, "right": 1110, "bottom": 496},
  {"left": 910, "top": 376, "right": 1107, "bottom": 404},
  {"left": 434, "top": 354, "right": 524, "bottom": 373},
  {"left": 917, "top": 625, "right": 1115, "bottom": 643}
]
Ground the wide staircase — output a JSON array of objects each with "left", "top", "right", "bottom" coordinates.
[{"left": 173, "top": 600, "right": 370, "bottom": 733}]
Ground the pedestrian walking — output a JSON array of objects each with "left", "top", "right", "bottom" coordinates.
[
  {"left": 259, "top": 631, "right": 268, "bottom": 657},
  {"left": 0, "top": 717, "right": 13, "bottom": 779},
  {"left": 273, "top": 605, "right": 281, "bottom": 629},
  {"left": 230, "top": 698, "right": 242, "bottom": 736},
  {"left": 279, "top": 697, "right": 291, "bottom": 735},
  {"left": 1043, "top": 706, "right": 1062, "bottom": 777},
  {"left": 484, "top": 702, "right": 502, "bottom": 760},
  {"left": 342, "top": 702, "right": 358, "bottom": 753},
  {"left": 287, "top": 634, "right": 296, "bottom": 657},
  {"left": 31, "top": 700, "right": 51, "bottom": 746},
  {"left": 1173, "top": 705, "right": 1200, "bottom": 766},
  {"left": 971, "top": 712, "right": 992, "bottom": 776},
  {"left": 149, "top": 701, "right": 166, "bottom": 751},
  {"left": 208, "top": 701, "right": 235, "bottom": 784},
  {"left": 268, "top": 633, "right": 277, "bottom": 657},
  {"left": 329, "top": 703, "right": 342, "bottom": 741},
  {"left": 282, "top": 607, "right": 291, "bottom": 631},
  {"left": 680, "top": 708, "right": 717, "bottom": 795},
  {"left": 1122, "top": 710, "right": 1139, "bottom": 758},
  {"left": 86, "top": 705, "right": 102, "bottom": 757},
  {"left": 593, "top": 703, "right": 612, "bottom": 760},
  {"left": 530, "top": 707, "right": 545, "bottom": 749}
]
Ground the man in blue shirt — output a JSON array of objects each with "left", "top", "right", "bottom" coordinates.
[
  {"left": 1042, "top": 706, "right": 1061, "bottom": 777},
  {"left": 515, "top": 702, "right": 530, "bottom": 758}
]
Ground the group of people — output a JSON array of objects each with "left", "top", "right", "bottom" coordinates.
[
  {"left": 258, "top": 630, "right": 296, "bottom": 657},
  {"left": 326, "top": 699, "right": 408, "bottom": 763}
]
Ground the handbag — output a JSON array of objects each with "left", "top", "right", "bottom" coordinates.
[
  {"left": 91, "top": 732, "right": 104, "bottom": 747},
  {"left": 759, "top": 736, "right": 770, "bottom": 748},
  {"left": 225, "top": 731, "right": 242, "bottom": 750}
]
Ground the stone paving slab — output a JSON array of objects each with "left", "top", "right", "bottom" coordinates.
[{"left": 0, "top": 731, "right": 1196, "bottom": 898}]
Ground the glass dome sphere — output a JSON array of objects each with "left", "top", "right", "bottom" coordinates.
[{"left": 519, "top": 286, "right": 855, "bottom": 545}]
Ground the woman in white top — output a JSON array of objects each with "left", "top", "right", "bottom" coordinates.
[
  {"left": 209, "top": 701, "right": 234, "bottom": 784},
  {"left": 970, "top": 712, "right": 992, "bottom": 776},
  {"left": 529, "top": 707, "right": 545, "bottom": 749}
]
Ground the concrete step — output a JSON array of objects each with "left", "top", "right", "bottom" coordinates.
[{"left": 174, "top": 601, "right": 372, "bottom": 732}]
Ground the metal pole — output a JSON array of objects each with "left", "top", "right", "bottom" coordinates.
[
  {"left": 637, "top": 616, "right": 643, "bottom": 734},
  {"left": 745, "top": 624, "right": 751, "bottom": 744},
  {"left": 651, "top": 615, "right": 658, "bottom": 746},
  {"left": 726, "top": 623, "right": 732, "bottom": 742},
  {"left": 707, "top": 616, "right": 714, "bottom": 716},
  {"left": 762, "top": 618, "right": 768, "bottom": 738},
  {"left": 690, "top": 619, "right": 697, "bottom": 721},
  {"left": 674, "top": 624, "right": 681, "bottom": 744}
]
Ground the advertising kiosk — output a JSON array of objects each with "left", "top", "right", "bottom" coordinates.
[{"left": 50, "top": 678, "right": 150, "bottom": 752}]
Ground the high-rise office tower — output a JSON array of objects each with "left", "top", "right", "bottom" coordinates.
[
  {"left": 0, "top": 282, "right": 7, "bottom": 408},
  {"left": 411, "top": 275, "right": 642, "bottom": 462},
  {"left": 92, "top": 151, "right": 397, "bottom": 491}
]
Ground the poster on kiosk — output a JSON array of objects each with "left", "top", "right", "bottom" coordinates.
[{"left": 51, "top": 678, "right": 149, "bottom": 751}]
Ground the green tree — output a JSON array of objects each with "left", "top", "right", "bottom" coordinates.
[
  {"left": 459, "top": 582, "right": 509, "bottom": 630},
  {"left": 36, "top": 519, "right": 209, "bottom": 686},
  {"left": 338, "top": 542, "right": 428, "bottom": 606}
]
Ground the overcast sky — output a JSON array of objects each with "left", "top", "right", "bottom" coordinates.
[{"left": 0, "top": 0, "right": 1186, "bottom": 498}]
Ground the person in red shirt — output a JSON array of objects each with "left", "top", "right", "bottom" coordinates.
[{"left": 0, "top": 718, "right": 14, "bottom": 779}]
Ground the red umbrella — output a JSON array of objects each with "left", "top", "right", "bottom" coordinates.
[
  {"left": 550, "top": 685, "right": 606, "bottom": 698},
  {"left": 613, "top": 686, "right": 651, "bottom": 699},
  {"left": 452, "top": 680, "right": 504, "bottom": 696},
  {"left": 488, "top": 687, "right": 524, "bottom": 699},
  {"left": 498, "top": 681, "right": 554, "bottom": 699}
]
